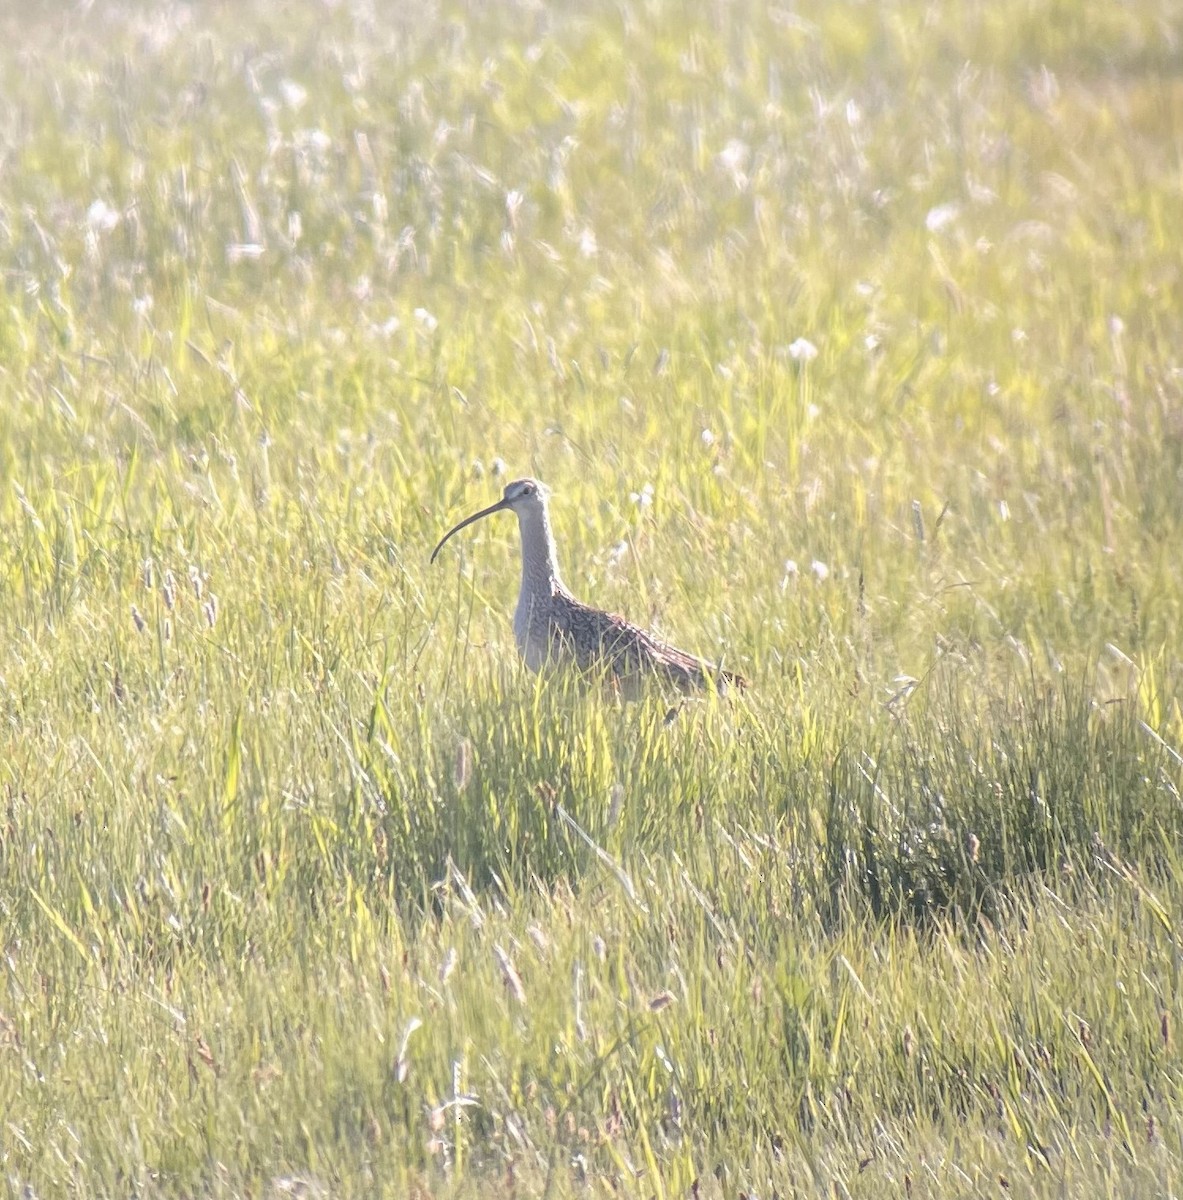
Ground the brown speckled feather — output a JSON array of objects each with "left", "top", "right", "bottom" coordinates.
[{"left": 544, "top": 588, "right": 745, "bottom": 694}]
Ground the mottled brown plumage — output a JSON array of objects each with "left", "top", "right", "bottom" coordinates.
[{"left": 431, "top": 478, "right": 745, "bottom": 694}]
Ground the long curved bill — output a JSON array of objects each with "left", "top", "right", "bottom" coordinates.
[{"left": 430, "top": 497, "right": 512, "bottom": 563}]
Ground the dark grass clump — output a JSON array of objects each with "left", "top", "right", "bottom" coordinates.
[{"left": 821, "top": 679, "right": 1182, "bottom": 927}]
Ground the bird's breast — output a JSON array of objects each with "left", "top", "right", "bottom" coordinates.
[{"left": 513, "top": 585, "right": 552, "bottom": 673}]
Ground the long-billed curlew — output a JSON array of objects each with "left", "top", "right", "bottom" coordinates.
[{"left": 430, "top": 478, "right": 745, "bottom": 693}]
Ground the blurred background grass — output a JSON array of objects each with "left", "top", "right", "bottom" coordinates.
[{"left": 1, "top": 0, "right": 1182, "bottom": 1195}]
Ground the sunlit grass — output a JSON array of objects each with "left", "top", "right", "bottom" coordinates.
[{"left": 2, "top": 0, "right": 1182, "bottom": 1195}]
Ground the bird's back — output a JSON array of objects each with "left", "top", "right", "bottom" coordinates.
[{"left": 547, "top": 588, "right": 744, "bottom": 695}]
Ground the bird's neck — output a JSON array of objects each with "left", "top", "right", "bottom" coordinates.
[{"left": 516, "top": 504, "right": 564, "bottom": 595}]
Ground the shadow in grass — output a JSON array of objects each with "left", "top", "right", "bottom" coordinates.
[
  {"left": 360, "top": 666, "right": 735, "bottom": 913},
  {"left": 357, "top": 665, "right": 1182, "bottom": 930},
  {"left": 821, "top": 677, "right": 1181, "bottom": 930}
]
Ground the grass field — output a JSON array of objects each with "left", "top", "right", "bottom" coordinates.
[{"left": 3, "top": 0, "right": 1183, "bottom": 1195}]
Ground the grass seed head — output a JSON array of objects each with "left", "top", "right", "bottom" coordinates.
[
  {"left": 493, "top": 944, "right": 526, "bottom": 1005},
  {"left": 607, "top": 782, "right": 624, "bottom": 826},
  {"left": 453, "top": 739, "right": 473, "bottom": 791}
]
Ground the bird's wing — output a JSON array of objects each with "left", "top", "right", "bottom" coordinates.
[{"left": 554, "top": 598, "right": 745, "bottom": 692}]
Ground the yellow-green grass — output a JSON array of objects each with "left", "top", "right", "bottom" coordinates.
[{"left": 2, "top": 0, "right": 1182, "bottom": 1195}]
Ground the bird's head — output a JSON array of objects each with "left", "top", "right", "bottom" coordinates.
[{"left": 430, "top": 478, "right": 550, "bottom": 563}]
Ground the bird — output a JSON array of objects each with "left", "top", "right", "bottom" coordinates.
[{"left": 430, "top": 477, "right": 745, "bottom": 694}]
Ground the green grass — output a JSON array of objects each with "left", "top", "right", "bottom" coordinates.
[{"left": 2, "top": 0, "right": 1183, "bottom": 1194}]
